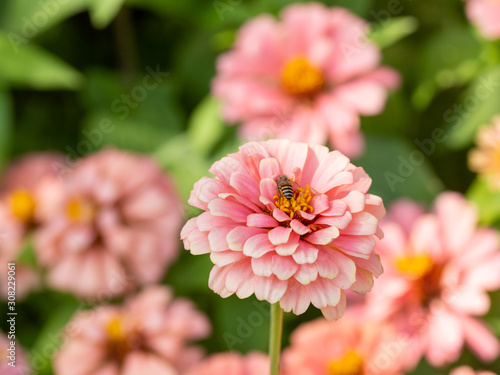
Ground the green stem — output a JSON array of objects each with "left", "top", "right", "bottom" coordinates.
[{"left": 269, "top": 303, "right": 283, "bottom": 375}]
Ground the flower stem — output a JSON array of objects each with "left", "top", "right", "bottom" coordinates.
[{"left": 269, "top": 303, "right": 283, "bottom": 375}]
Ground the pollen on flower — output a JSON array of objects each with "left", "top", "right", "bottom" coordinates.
[
  {"left": 274, "top": 184, "right": 314, "bottom": 219},
  {"left": 66, "top": 198, "right": 95, "bottom": 222},
  {"left": 281, "top": 57, "right": 324, "bottom": 97},
  {"left": 395, "top": 254, "right": 433, "bottom": 279},
  {"left": 327, "top": 350, "right": 364, "bottom": 375},
  {"left": 106, "top": 316, "right": 130, "bottom": 362},
  {"left": 8, "top": 189, "right": 36, "bottom": 223}
]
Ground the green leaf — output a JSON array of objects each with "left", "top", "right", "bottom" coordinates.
[
  {"left": 1, "top": 0, "right": 88, "bottom": 35},
  {"left": 0, "top": 89, "right": 12, "bottom": 169},
  {"left": 466, "top": 177, "right": 500, "bottom": 225},
  {"left": 412, "top": 27, "right": 484, "bottom": 109},
  {"left": 0, "top": 31, "right": 84, "bottom": 90},
  {"left": 154, "top": 133, "right": 211, "bottom": 208},
  {"left": 369, "top": 16, "right": 418, "bottom": 49},
  {"left": 187, "top": 96, "right": 226, "bottom": 157},
  {"left": 88, "top": 0, "right": 125, "bottom": 29},
  {"left": 445, "top": 64, "right": 500, "bottom": 149},
  {"left": 354, "top": 133, "right": 443, "bottom": 205}
]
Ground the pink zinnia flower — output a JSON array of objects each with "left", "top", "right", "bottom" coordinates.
[
  {"left": 281, "top": 308, "right": 406, "bottom": 375},
  {"left": 212, "top": 2, "right": 400, "bottom": 157},
  {"left": 181, "top": 139, "right": 385, "bottom": 320},
  {"left": 366, "top": 192, "right": 500, "bottom": 367},
  {"left": 53, "top": 286, "right": 211, "bottom": 375},
  {"left": 35, "top": 149, "right": 183, "bottom": 299},
  {"left": 451, "top": 366, "right": 497, "bottom": 375},
  {"left": 469, "top": 117, "right": 500, "bottom": 189},
  {"left": 185, "top": 352, "right": 269, "bottom": 375},
  {"left": 0, "top": 152, "right": 64, "bottom": 299},
  {"left": 465, "top": 0, "right": 500, "bottom": 39},
  {"left": 1, "top": 332, "right": 30, "bottom": 375}
]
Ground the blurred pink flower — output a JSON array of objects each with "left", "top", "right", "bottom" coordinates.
[
  {"left": 185, "top": 352, "right": 269, "bottom": 375},
  {"left": 367, "top": 192, "right": 500, "bottom": 367},
  {"left": 35, "top": 149, "right": 184, "bottom": 299},
  {"left": 465, "top": 0, "right": 500, "bottom": 39},
  {"left": 212, "top": 2, "right": 400, "bottom": 157},
  {"left": 282, "top": 308, "right": 406, "bottom": 375},
  {"left": 1, "top": 332, "right": 30, "bottom": 375},
  {"left": 181, "top": 139, "right": 385, "bottom": 320},
  {"left": 469, "top": 117, "right": 500, "bottom": 189},
  {"left": 451, "top": 366, "right": 497, "bottom": 375},
  {"left": 53, "top": 285, "right": 211, "bottom": 375},
  {"left": 0, "top": 152, "right": 64, "bottom": 299}
]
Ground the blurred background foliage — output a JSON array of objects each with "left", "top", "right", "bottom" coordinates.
[{"left": 0, "top": 0, "right": 500, "bottom": 374}]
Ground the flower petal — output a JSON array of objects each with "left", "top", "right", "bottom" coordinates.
[
  {"left": 304, "top": 226, "right": 339, "bottom": 245},
  {"left": 254, "top": 276, "right": 288, "bottom": 303},
  {"left": 243, "top": 233, "right": 275, "bottom": 258}
]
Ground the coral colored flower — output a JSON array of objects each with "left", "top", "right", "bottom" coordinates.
[
  {"left": 367, "top": 193, "right": 500, "bottom": 367},
  {"left": 181, "top": 139, "right": 385, "bottom": 320},
  {"left": 0, "top": 152, "right": 64, "bottom": 299},
  {"left": 185, "top": 352, "right": 269, "bottom": 375},
  {"left": 465, "top": 0, "right": 500, "bottom": 39},
  {"left": 212, "top": 3, "right": 400, "bottom": 157},
  {"left": 1, "top": 332, "right": 30, "bottom": 375},
  {"left": 35, "top": 149, "right": 183, "bottom": 299},
  {"left": 451, "top": 366, "right": 497, "bottom": 375},
  {"left": 53, "top": 286, "right": 211, "bottom": 375},
  {"left": 281, "top": 308, "right": 406, "bottom": 375},
  {"left": 469, "top": 117, "right": 500, "bottom": 189}
]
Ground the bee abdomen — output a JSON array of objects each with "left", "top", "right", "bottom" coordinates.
[{"left": 281, "top": 186, "right": 294, "bottom": 200}]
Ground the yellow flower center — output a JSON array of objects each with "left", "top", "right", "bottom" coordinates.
[
  {"left": 8, "top": 190, "right": 36, "bottom": 223},
  {"left": 328, "top": 351, "right": 364, "bottom": 375},
  {"left": 66, "top": 198, "right": 96, "bottom": 222},
  {"left": 274, "top": 184, "right": 313, "bottom": 219},
  {"left": 106, "top": 316, "right": 130, "bottom": 362},
  {"left": 395, "top": 254, "right": 433, "bottom": 279},
  {"left": 281, "top": 57, "right": 324, "bottom": 97}
]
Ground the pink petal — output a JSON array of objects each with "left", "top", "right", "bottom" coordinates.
[
  {"left": 196, "top": 211, "right": 235, "bottom": 232},
  {"left": 333, "top": 79, "right": 389, "bottom": 116},
  {"left": 349, "top": 268, "right": 374, "bottom": 294},
  {"left": 304, "top": 226, "right": 339, "bottom": 245},
  {"left": 341, "top": 190, "right": 365, "bottom": 213},
  {"left": 247, "top": 213, "right": 278, "bottom": 228},
  {"left": 323, "top": 248, "right": 356, "bottom": 289},
  {"left": 463, "top": 317, "right": 500, "bottom": 362},
  {"left": 310, "top": 194, "right": 329, "bottom": 215},
  {"left": 447, "top": 287, "right": 490, "bottom": 315},
  {"left": 210, "top": 251, "right": 246, "bottom": 267},
  {"left": 320, "top": 290, "right": 346, "bottom": 321},
  {"left": 251, "top": 254, "right": 273, "bottom": 277},
  {"left": 290, "top": 219, "right": 311, "bottom": 235},
  {"left": 208, "top": 226, "right": 236, "bottom": 252},
  {"left": 254, "top": 276, "right": 288, "bottom": 303},
  {"left": 225, "top": 260, "right": 255, "bottom": 298},
  {"left": 275, "top": 232, "right": 300, "bottom": 256},
  {"left": 310, "top": 150, "right": 350, "bottom": 193},
  {"left": 243, "top": 233, "right": 275, "bottom": 258},
  {"left": 306, "top": 278, "right": 341, "bottom": 309},
  {"left": 316, "top": 251, "right": 339, "bottom": 279},
  {"left": 341, "top": 212, "right": 378, "bottom": 236},
  {"left": 293, "top": 241, "right": 319, "bottom": 264},
  {"left": 280, "top": 280, "right": 311, "bottom": 315},
  {"left": 260, "top": 178, "right": 279, "bottom": 207},
  {"left": 230, "top": 172, "right": 260, "bottom": 203},
  {"left": 208, "top": 198, "right": 252, "bottom": 223},
  {"left": 273, "top": 208, "right": 292, "bottom": 222},
  {"left": 183, "top": 225, "right": 211, "bottom": 255},
  {"left": 259, "top": 157, "right": 280, "bottom": 179},
  {"left": 315, "top": 211, "right": 352, "bottom": 230},
  {"left": 227, "top": 226, "right": 266, "bottom": 251},
  {"left": 321, "top": 200, "right": 347, "bottom": 216},
  {"left": 294, "top": 263, "right": 318, "bottom": 285},
  {"left": 426, "top": 310, "right": 464, "bottom": 366},
  {"left": 272, "top": 255, "right": 299, "bottom": 280},
  {"left": 268, "top": 226, "right": 292, "bottom": 245},
  {"left": 332, "top": 235, "right": 375, "bottom": 259}
]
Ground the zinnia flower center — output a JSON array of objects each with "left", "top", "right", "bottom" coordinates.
[
  {"left": 66, "top": 198, "right": 96, "bottom": 222},
  {"left": 274, "top": 184, "right": 314, "bottom": 219},
  {"left": 281, "top": 57, "right": 324, "bottom": 97},
  {"left": 328, "top": 351, "right": 364, "bottom": 375},
  {"left": 106, "top": 316, "right": 131, "bottom": 363},
  {"left": 8, "top": 190, "right": 36, "bottom": 223},
  {"left": 395, "top": 254, "right": 433, "bottom": 279}
]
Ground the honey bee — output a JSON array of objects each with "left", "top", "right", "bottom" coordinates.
[{"left": 276, "top": 175, "right": 296, "bottom": 201}]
